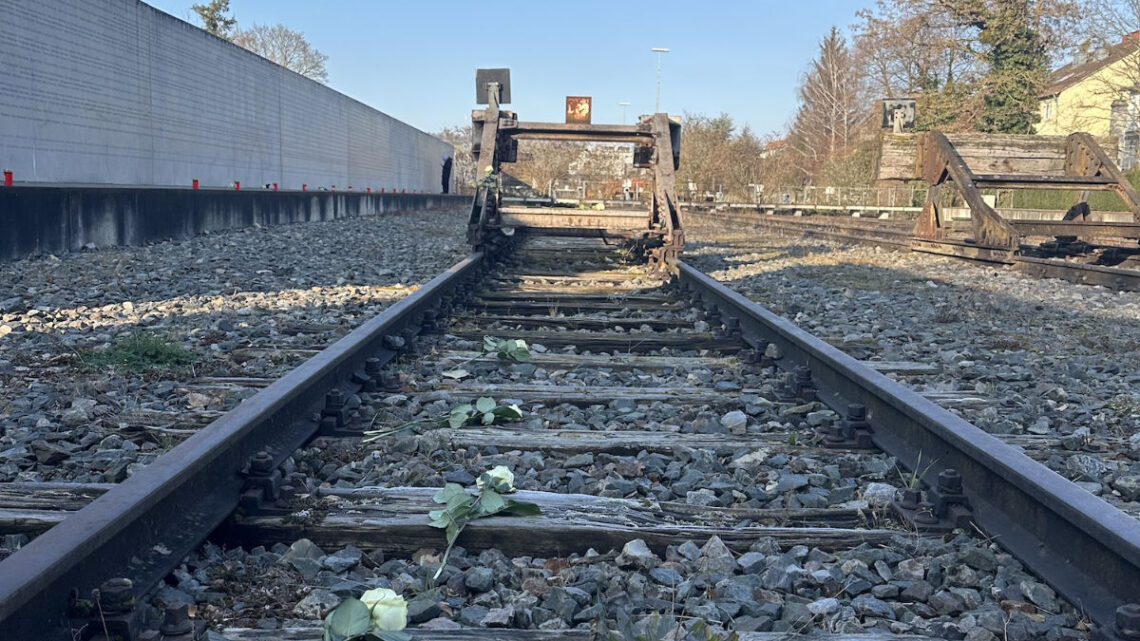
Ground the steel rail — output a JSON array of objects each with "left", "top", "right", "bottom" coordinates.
[
  {"left": 0, "top": 253, "right": 486, "bottom": 641},
  {"left": 707, "top": 211, "right": 1140, "bottom": 291},
  {"left": 676, "top": 260, "right": 1140, "bottom": 640}
]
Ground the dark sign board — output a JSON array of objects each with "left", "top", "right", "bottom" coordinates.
[{"left": 881, "top": 99, "right": 916, "bottom": 131}]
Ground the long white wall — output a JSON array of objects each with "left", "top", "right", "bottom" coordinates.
[{"left": 0, "top": 0, "right": 449, "bottom": 191}]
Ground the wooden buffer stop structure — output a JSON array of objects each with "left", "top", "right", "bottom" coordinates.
[
  {"left": 878, "top": 131, "right": 1140, "bottom": 263},
  {"left": 466, "top": 68, "right": 685, "bottom": 270}
]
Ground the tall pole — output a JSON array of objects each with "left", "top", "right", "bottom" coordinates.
[
  {"left": 651, "top": 47, "right": 669, "bottom": 113},
  {"left": 619, "top": 101, "right": 630, "bottom": 124}
]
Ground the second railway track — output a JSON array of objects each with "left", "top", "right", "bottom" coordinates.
[
  {"left": 4, "top": 234, "right": 1140, "bottom": 640},
  {"left": 695, "top": 210, "right": 1140, "bottom": 292}
]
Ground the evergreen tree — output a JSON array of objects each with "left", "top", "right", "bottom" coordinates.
[{"left": 191, "top": 0, "right": 236, "bottom": 38}]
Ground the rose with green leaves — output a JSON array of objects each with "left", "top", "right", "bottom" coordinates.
[
  {"left": 476, "top": 465, "right": 515, "bottom": 493},
  {"left": 360, "top": 588, "right": 407, "bottom": 633},
  {"left": 322, "top": 589, "right": 409, "bottom": 641},
  {"left": 426, "top": 465, "right": 541, "bottom": 584}
]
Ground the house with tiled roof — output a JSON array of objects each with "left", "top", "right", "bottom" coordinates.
[{"left": 1037, "top": 34, "right": 1140, "bottom": 166}]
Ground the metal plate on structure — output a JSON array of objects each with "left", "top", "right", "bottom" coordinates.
[
  {"left": 476, "top": 68, "right": 511, "bottom": 104},
  {"left": 566, "top": 96, "right": 592, "bottom": 124}
]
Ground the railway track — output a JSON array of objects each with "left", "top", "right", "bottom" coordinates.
[
  {"left": 694, "top": 210, "right": 1140, "bottom": 291},
  {"left": 2, "top": 234, "right": 1140, "bottom": 640}
]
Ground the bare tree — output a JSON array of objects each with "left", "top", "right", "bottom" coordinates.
[
  {"left": 192, "top": 0, "right": 236, "bottom": 38},
  {"left": 789, "top": 27, "right": 864, "bottom": 182},
  {"left": 504, "top": 141, "right": 581, "bottom": 197},
  {"left": 231, "top": 24, "right": 329, "bottom": 83},
  {"left": 854, "top": 0, "right": 1085, "bottom": 132}
]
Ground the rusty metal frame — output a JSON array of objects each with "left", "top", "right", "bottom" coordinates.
[
  {"left": 915, "top": 131, "right": 1019, "bottom": 251},
  {"left": 1065, "top": 132, "right": 1140, "bottom": 220},
  {"left": 466, "top": 74, "right": 684, "bottom": 269},
  {"left": 912, "top": 131, "right": 1140, "bottom": 260}
]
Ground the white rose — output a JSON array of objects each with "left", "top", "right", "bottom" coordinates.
[
  {"left": 359, "top": 587, "right": 407, "bottom": 632},
  {"left": 477, "top": 465, "right": 515, "bottom": 493}
]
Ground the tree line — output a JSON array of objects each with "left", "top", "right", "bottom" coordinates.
[
  {"left": 191, "top": 0, "right": 328, "bottom": 83},
  {"left": 687, "top": 0, "right": 1140, "bottom": 196}
]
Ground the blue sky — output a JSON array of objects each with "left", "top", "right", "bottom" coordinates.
[{"left": 144, "top": 1, "right": 870, "bottom": 137}]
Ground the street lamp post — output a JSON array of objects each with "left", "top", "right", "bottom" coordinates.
[
  {"left": 651, "top": 47, "right": 669, "bottom": 113},
  {"left": 619, "top": 101, "right": 631, "bottom": 124}
]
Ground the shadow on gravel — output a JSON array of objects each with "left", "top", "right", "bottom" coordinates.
[
  {"left": 683, "top": 240, "right": 840, "bottom": 273},
  {"left": 0, "top": 210, "right": 471, "bottom": 314},
  {"left": 687, "top": 249, "right": 1140, "bottom": 373}
]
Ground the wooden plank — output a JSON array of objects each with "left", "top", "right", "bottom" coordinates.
[
  {"left": 221, "top": 487, "right": 907, "bottom": 555},
  {"left": 422, "top": 382, "right": 753, "bottom": 405},
  {"left": 445, "top": 427, "right": 806, "bottom": 455},
  {"left": 221, "top": 630, "right": 591, "bottom": 641},
  {"left": 862, "top": 361, "right": 941, "bottom": 375},
  {"left": 474, "top": 291, "right": 672, "bottom": 303},
  {"left": 493, "top": 270, "right": 651, "bottom": 281},
  {"left": 462, "top": 315, "right": 692, "bottom": 331},
  {"left": 319, "top": 488, "right": 864, "bottom": 528},
  {"left": 0, "top": 482, "right": 113, "bottom": 511},
  {"left": 446, "top": 330, "right": 741, "bottom": 353},
  {"left": 220, "top": 630, "right": 947, "bottom": 641},
  {"left": 469, "top": 300, "right": 682, "bottom": 314},
  {"left": 435, "top": 351, "right": 738, "bottom": 371}
]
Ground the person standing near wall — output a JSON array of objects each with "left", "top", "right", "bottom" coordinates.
[{"left": 441, "top": 155, "right": 453, "bottom": 194}]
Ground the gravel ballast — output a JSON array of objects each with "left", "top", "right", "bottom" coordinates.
[{"left": 0, "top": 207, "right": 468, "bottom": 488}]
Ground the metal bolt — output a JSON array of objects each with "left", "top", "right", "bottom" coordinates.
[
  {"left": 1118, "top": 604, "right": 1140, "bottom": 640},
  {"left": 249, "top": 451, "right": 274, "bottom": 476},
  {"left": 846, "top": 404, "right": 866, "bottom": 421},
  {"left": 937, "top": 468, "right": 963, "bottom": 494},
  {"left": 98, "top": 577, "right": 134, "bottom": 612},
  {"left": 364, "top": 357, "right": 382, "bottom": 376},
  {"left": 899, "top": 487, "right": 921, "bottom": 510},
  {"left": 723, "top": 317, "right": 740, "bottom": 333},
  {"left": 914, "top": 500, "right": 940, "bottom": 525},
  {"left": 795, "top": 366, "right": 812, "bottom": 384},
  {"left": 160, "top": 603, "right": 193, "bottom": 635},
  {"left": 325, "top": 389, "right": 345, "bottom": 410}
]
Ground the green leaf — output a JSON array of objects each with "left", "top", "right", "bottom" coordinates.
[
  {"left": 504, "top": 500, "right": 542, "bottom": 516},
  {"left": 506, "top": 339, "right": 531, "bottom": 362},
  {"left": 482, "top": 336, "right": 502, "bottom": 354},
  {"left": 445, "top": 519, "right": 460, "bottom": 544},
  {"left": 475, "top": 397, "right": 496, "bottom": 413},
  {"left": 492, "top": 405, "right": 523, "bottom": 421},
  {"left": 482, "top": 411, "right": 495, "bottom": 425},
  {"left": 448, "top": 410, "right": 469, "bottom": 429},
  {"left": 480, "top": 489, "right": 507, "bottom": 514},
  {"left": 324, "top": 597, "right": 371, "bottom": 639},
  {"left": 434, "top": 483, "right": 467, "bottom": 504}
]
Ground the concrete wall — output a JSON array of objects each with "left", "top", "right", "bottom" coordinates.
[
  {"left": 0, "top": 0, "right": 449, "bottom": 191},
  {"left": 0, "top": 186, "right": 469, "bottom": 261}
]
